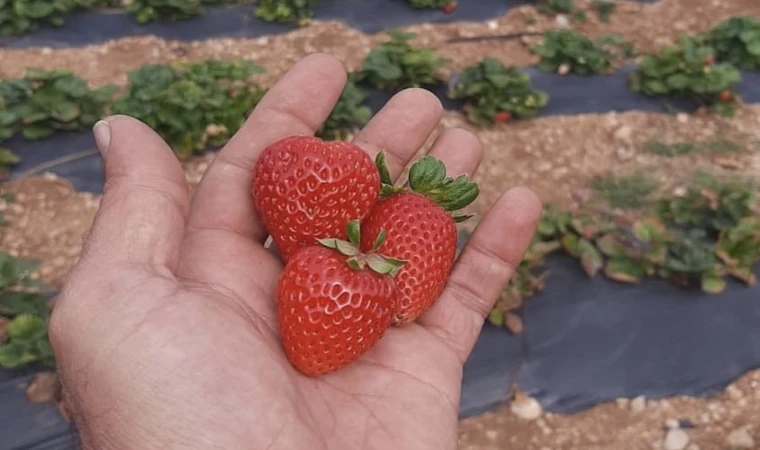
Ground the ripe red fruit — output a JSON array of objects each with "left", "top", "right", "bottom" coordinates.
[
  {"left": 494, "top": 111, "right": 511, "bottom": 124},
  {"left": 252, "top": 135, "right": 380, "bottom": 263},
  {"left": 442, "top": 2, "right": 457, "bottom": 14},
  {"left": 360, "top": 154, "right": 479, "bottom": 324},
  {"left": 277, "top": 221, "right": 405, "bottom": 376},
  {"left": 719, "top": 91, "right": 733, "bottom": 102}
]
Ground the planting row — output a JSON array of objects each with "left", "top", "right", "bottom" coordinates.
[
  {"left": 0, "top": 0, "right": 635, "bottom": 36},
  {"left": 3, "top": 0, "right": 456, "bottom": 36},
  {"left": 2, "top": 166, "right": 758, "bottom": 372},
  {"left": 489, "top": 171, "right": 760, "bottom": 333},
  {"left": 2, "top": 16, "right": 760, "bottom": 175}
]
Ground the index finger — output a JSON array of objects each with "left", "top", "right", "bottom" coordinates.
[{"left": 185, "top": 53, "right": 348, "bottom": 243}]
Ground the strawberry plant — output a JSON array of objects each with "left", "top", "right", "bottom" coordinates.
[
  {"left": 315, "top": 76, "right": 372, "bottom": 141},
  {"left": 253, "top": 0, "right": 318, "bottom": 26},
  {"left": 703, "top": 16, "right": 760, "bottom": 70},
  {"left": 448, "top": 58, "right": 549, "bottom": 125},
  {"left": 0, "top": 0, "right": 117, "bottom": 36},
  {"left": 532, "top": 30, "right": 633, "bottom": 75},
  {"left": 0, "top": 251, "right": 53, "bottom": 369},
  {"left": 111, "top": 59, "right": 266, "bottom": 156},
  {"left": 590, "top": 0, "right": 615, "bottom": 23},
  {"left": 0, "top": 69, "right": 117, "bottom": 141},
  {"left": 0, "top": 147, "right": 20, "bottom": 176},
  {"left": 359, "top": 30, "right": 446, "bottom": 91},
  {"left": 487, "top": 171, "right": 759, "bottom": 322},
  {"left": 628, "top": 36, "right": 742, "bottom": 117},
  {"left": 407, "top": 0, "right": 456, "bottom": 14},
  {"left": 124, "top": 0, "right": 202, "bottom": 23},
  {"left": 533, "top": 0, "right": 574, "bottom": 15}
]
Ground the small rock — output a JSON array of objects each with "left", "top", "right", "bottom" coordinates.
[
  {"left": 631, "top": 396, "right": 647, "bottom": 413},
  {"left": 555, "top": 14, "right": 570, "bottom": 28},
  {"left": 616, "top": 147, "right": 635, "bottom": 161},
  {"left": 486, "top": 20, "right": 498, "bottom": 30},
  {"left": 676, "top": 113, "right": 689, "bottom": 124},
  {"left": 687, "top": 444, "right": 700, "bottom": 450},
  {"left": 664, "top": 428, "right": 689, "bottom": 450},
  {"left": 533, "top": 161, "right": 553, "bottom": 173},
  {"left": 673, "top": 186, "right": 687, "bottom": 197},
  {"left": 726, "top": 427, "right": 755, "bottom": 449},
  {"left": 485, "top": 429, "right": 498, "bottom": 442},
  {"left": 666, "top": 419, "right": 680, "bottom": 429},
  {"left": 726, "top": 385, "right": 744, "bottom": 400},
  {"left": 616, "top": 398, "right": 630, "bottom": 409},
  {"left": 25, "top": 372, "right": 59, "bottom": 404},
  {"left": 614, "top": 125, "right": 633, "bottom": 142},
  {"left": 505, "top": 313, "right": 523, "bottom": 334},
  {"left": 558, "top": 64, "right": 571, "bottom": 75},
  {"left": 511, "top": 393, "right": 543, "bottom": 420}
]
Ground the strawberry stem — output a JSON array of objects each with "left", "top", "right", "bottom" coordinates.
[
  {"left": 375, "top": 152, "right": 480, "bottom": 214},
  {"left": 317, "top": 220, "right": 406, "bottom": 276}
]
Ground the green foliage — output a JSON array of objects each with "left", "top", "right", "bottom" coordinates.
[
  {"left": 408, "top": 0, "right": 453, "bottom": 8},
  {"left": 0, "top": 314, "right": 53, "bottom": 369},
  {"left": 448, "top": 58, "right": 549, "bottom": 125},
  {"left": 490, "top": 172, "right": 759, "bottom": 322},
  {"left": 628, "top": 36, "right": 742, "bottom": 117},
  {"left": 532, "top": 30, "right": 634, "bottom": 75},
  {"left": 111, "top": 59, "right": 267, "bottom": 156},
  {"left": 124, "top": 0, "right": 203, "bottom": 23},
  {"left": 359, "top": 30, "right": 446, "bottom": 91},
  {"left": 316, "top": 77, "right": 371, "bottom": 141},
  {"left": 644, "top": 137, "right": 744, "bottom": 157},
  {"left": 0, "top": 69, "right": 117, "bottom": 142},
  {"left": 0, "top": 147, "right": 20, "bottom": 175},
  {"left": 0, "top": 251, "right": 52, "bottom": 370},
  {"left": 590, "top": 0, "right": 615, "bottom": 23},
  {"left": 703, "top": 16, "right": 760, "bottom": 70},
  {"left": 590, "top": 171, "right": 659, "bottom": 209},
  {"left": 535, "top": 0, "right": 574, "bottom": 15},
  {"left": 0, "top": 0, "right": 116, "bottom": 36},
  {"left": 253, "top": 0, "right": 318, "bottom": 26}
]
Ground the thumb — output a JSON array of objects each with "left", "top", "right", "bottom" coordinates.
[{"left": 78, "top": 115, "right": 190, "bottom": 270}]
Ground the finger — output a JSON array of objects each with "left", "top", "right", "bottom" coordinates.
[
  {"left": 426, "top": 127, "right": 482, "bottom": 178},
  {"left": 185, "top": 53, "right": 348, "bottom": 245},
  {"left": 417, "top": 187, "right": 542, "bottom": 363},
  {"left": 353, "top": 88, "right": 442, "bottom": 181},
  {"left": 79, "top": 115, "right": 190, "bottom": 270}
]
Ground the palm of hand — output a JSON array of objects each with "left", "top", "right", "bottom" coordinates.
[{"left": 49, "top": 55, "right": 540, "bottom": 450}]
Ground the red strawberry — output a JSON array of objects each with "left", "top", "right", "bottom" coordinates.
[
  {"left": 442, "top": 2, "right": 457, "bottom": 14},
  {"left": 252, "top": 135, "right": 380, "bottom": 263},
  {"left": 360, "top": 154, "right": 479, "bottom": 324},
  {"left": 719, "top": 90, "right": 733, "bottom": 102},
  {"left": 494, "top": 111, "right": 511, "bottom": 124},
  {"left": 277, "top": 220, "right": 405, "bottom": 376}
]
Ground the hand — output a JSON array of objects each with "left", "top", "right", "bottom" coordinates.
[{"left": 49, "top": 54, "right": 542, "bottom": 450}]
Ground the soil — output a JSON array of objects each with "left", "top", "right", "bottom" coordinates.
[
  {"left": 1, "top": 0, "right": 760, "bottom": 448},
  {"left": 2, "top": 0, "right": 760, "bottom": 87}
]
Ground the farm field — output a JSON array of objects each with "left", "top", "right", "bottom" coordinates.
[{"left": 1, "top": 0, "right": 759, "bottom": 449}]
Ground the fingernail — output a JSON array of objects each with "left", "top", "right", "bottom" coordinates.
[{"left": 93, "top": 120, "right": 111, "bottom": 155}]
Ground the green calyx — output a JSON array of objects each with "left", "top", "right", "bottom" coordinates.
[
  {"left": 317, "top": 220, "right": 406, "bottom": 277},
  {"left": 375, "top": 151, "right": 480, "bottom": 219}
]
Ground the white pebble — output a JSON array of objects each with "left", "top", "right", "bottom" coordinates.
[{"left": 664, "top": 429, "right": 689, "bottom": 450}]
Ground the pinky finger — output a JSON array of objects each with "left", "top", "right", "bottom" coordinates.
[{"left": 417, "top": 187, "right": 543, "bottom": 363}]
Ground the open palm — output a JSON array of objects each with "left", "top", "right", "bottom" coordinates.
[{"left": 49, "top": 54, "right": 541, "bottom": 450}]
